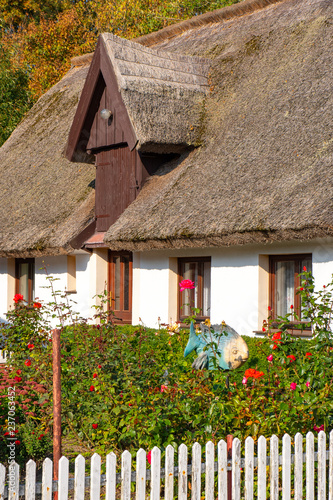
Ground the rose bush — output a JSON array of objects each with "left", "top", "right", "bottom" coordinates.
[{"left": 0, "top": 270, "right": 332, "bottom": 464}]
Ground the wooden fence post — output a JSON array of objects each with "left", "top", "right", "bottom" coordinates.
[
  {"left": 53, "top": 329, "right": 62, "bottom": 500},
  {"left": 227, "top": 435, "right": 233, "bottom": 500}
]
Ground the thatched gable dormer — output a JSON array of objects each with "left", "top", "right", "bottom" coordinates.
[{"left": 66, "top": 33, "right": 210, "bottom": 159}]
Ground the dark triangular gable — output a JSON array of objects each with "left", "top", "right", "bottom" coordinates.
[{"left": 66, "top": 37, "right": 137, "bottom": 161}]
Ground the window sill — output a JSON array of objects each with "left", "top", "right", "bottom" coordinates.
[{"left": 254, "top": 322, "right": 312, "bottom": 338}]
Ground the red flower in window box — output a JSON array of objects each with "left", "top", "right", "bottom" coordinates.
[
  {"left": 179, "top": 279, "right": 195, "bottom": 292},
  {"left": 13, "top": 294, "right": 24, "bottom": 303}
]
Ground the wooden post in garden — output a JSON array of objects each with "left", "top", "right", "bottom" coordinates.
[
  {"left": 52, "top": 328, "right": 62, "bottom": 500},
  {"left": 227, "top": 435, "right": 233, "bottom": 500}
]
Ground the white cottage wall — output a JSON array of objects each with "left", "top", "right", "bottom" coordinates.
[
  {"left": 0, "top": 258, "right": 8, "bottom": 321},
  {"left": 132, "top": 239, "right": 333, "bottom": 334}
]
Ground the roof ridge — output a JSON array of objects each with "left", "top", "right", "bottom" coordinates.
[
  {"left": 71, "top": 0, "right": 287, "bottom": 67},
  {"left": 135, "top": 0, "right": 287, "bottom": 47}
]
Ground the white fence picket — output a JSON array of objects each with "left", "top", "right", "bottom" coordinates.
[
  {"left": 306, "top": 432, "right": 314, "bottom": 500},
  {"left": 245, "top": 436, "right": 254, "bottom": 500},
  {"left": 0, "top": 464, "right": 5, "bottom": 500},
  {"left": 164, "top": 445, "right": 174, "bottom": 500},
  {"left": 8, "top": 462, "right": 19, "bottom": 500},
  {"left": 136, "top": 449, "right": 146, "bottom": 500},
  {"left": 192, "top": 442, "right": 201, "bottom": 500},
  {"left": 106, "top": 452, "right": 116, "bottom": 500},
  {"left": 151, "top": 446, "right": 161, "bottom": 500},
  {"left": 90, "top": 453, "right": 101, "bottom": 500},
  {"left": 218, "top": 439, "right": 227, "bottom": 500},
  {"left": 42, "top": 458, "right": 53, "bottom": 500},
  {"left": 270, "top": 435, "right": 279, "bottom": 500},
  {"left": 329, "top": 430, "right": 333, "bottom": 500},
  {"left": 232, "top": 438, "right": 241, "bottom": 500},
  {"left": 318, "top": 431, "right": 326, "bottom": 500},
  {"left": 74, "top": 454, "right": 85, "bottom": 500},
  {"left": 257, "top": 436, "right": 266, "bottom": 500},
  {"left": 282, "top": 434, "right": 291, "bottom": 500},
  {"left": 178, "top": 444, "right": 188, "bottom": 500},
  {"left": 25, "top": 459, "right": 36, "bottom": 500},
  {"left": 205, "top": 441, "right": 214, "bottom": 500},
  {"left": 121, "top": 451, "right": 131, "bottom": 500},
  {"left": 58, "top": 456, "right": 69, "bottom": 500},
  {"left": 294, "top": 433, "right": 303, "bottom": 500},
  {"left": 1, "top": 432, "right": 333, "bottom": 500}
]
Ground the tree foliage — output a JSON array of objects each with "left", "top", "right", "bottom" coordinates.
[{"left": 0, "top": 0, "right": 241, "bottom": 146}]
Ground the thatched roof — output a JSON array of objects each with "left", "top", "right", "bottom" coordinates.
[
  {"left": 0, "top": 64, "right": 96, "bottom": 257},
  {"left": 67, "top": 33, "right": 210, "bottom": 156},
  {"left": 104, "top": 0, "right": 333, "bottom": 250}
]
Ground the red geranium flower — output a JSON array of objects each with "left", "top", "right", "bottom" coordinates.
[
  {"left": 13, "top": 294, "right": 24, "bottom": 303},
  {"left": 89, "top": 386, "right": 95, "bottom": 392},
  {"left": 179, "top": 279, "right": 195, "bottom": 292},
  {"left": 33, "top": 302, "right": 42, "bottom": 309},
  {"left": 92, "top": 424, "right": 98, "bottom": 429},
  {"left": 25, "top": 360, "right": 31, "bottom": 367}
]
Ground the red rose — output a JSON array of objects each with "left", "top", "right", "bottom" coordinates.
[
  {"left": 179, "top": 279, "right": 195, "bottom": 292},
  {"left": 4, "top": 432, "right": 9, "bottom": 436},
  {"left": 268, "top": 306, "right": 271, "bottom": 311},
  {"left": 27, "top": 344, "right": 34, "bottom": 349},
  {"left": 92, "top": 424, "right": 98, "bottom": 429},
  {"left": 89, "top": 386, "right": 95, "bottom": 392},
  {"left": 98, "top": 365, "right": 102, "bottom": 369},
  {"left": 15, "top": 440, "right": 20, "bottom": 445},
  {"left": 16, "top": 370, "right": 21, "bottom": 375},
  {"left": 25, "top": 360, "right": 31, "bottom": 367},
  {"left": 33, "top": 302, "right": 42, "bottom": 309},
  {"left": 262, "top": 327, "right": 266, "bottom": 332},
  {"left": 300, "top": 287, "right": 304, "bottom": 291},
  {"left": 39, "top": 434, "right": 44, "bottom": 438},
  {"left": 290, "top": 304, "right": 294, "bottom": 309},
  {"left": 287, "top": 355, "right": 296, "bottom": 362},
  {"left": 147, "top": 451, "right": 152, "bottom": 464},
  {"left": 13, "top": 294, "right": 24, "bottom": 303},
  {"left": 303, "top": 266, "right": 307, "bottom": 272},
  {"left": 14, "top": 376, "right": 22, "bottom": 382},
  {"left": 305, "top": 352, "right": 312, "bottom": 357},
  {"left": 93, "top": 373, "right": 97, "bottom": 378}
]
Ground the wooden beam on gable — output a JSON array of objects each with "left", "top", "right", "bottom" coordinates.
[{"left": 66, "top": 36, "right": 137, "bottom": 162}]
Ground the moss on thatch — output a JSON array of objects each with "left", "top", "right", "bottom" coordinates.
[
  {"left": 0, "top": 64, "right": 96, "bottom": 257},
  {"left": 104, "top": 0, "right": 333, "bottom": 250}
]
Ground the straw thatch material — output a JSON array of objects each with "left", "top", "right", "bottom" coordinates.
[
  {"left": 104, "top": 0, "right": 333, "bottom": 250},
  {"left": 96, "top": 34, "right": 210, "bottom": 153},
  {"left": 0, "top": 64, "right": 96, "bottom": 257}
]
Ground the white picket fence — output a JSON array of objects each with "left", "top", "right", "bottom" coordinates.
[{"left": 1, "top": 431, "right": 333, "bottom": 500}]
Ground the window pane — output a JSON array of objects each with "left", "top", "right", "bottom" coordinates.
[
  {"left": 113, "top": 256, "right": 121, "bottom": 310},
  {"left": 123, "top": 256, "right": 130, "bottom": 311},
  {"left": 275, "top": 261, "right": 294, "bottom": 317},
  {"left": 203, "top": 261, "right": 211, "bottom": 316},
  {"left": 19, "top": 263, "right": 29, "bottom": 302}
]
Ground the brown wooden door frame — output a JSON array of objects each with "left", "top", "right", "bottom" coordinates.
[{"left": 108, "top": 251, "right": 133, "bottom": 324}]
